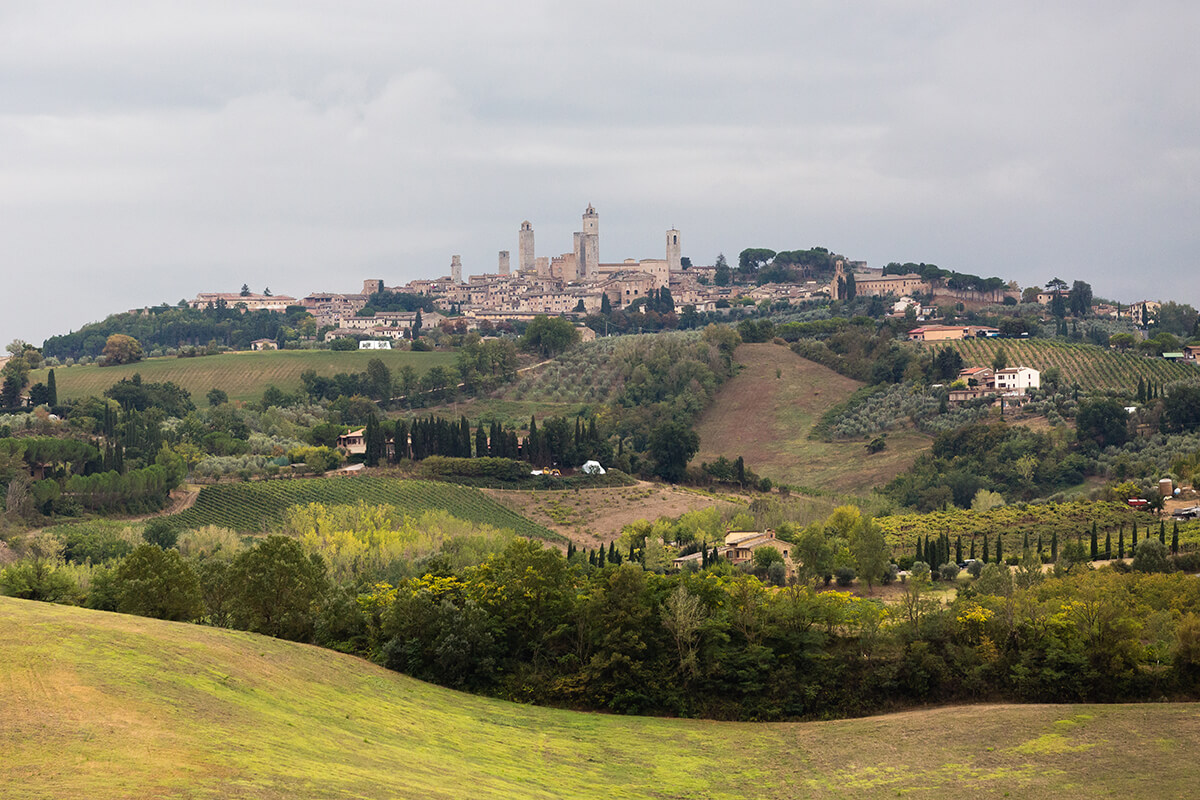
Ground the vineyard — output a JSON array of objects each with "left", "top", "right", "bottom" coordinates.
[
  {"left": 169, "top": 476, "right": 560, "bottom": 541},
  {"left": 31, "top": 349, "right": 457, "bottom": 404},
  {"left": 930, "top": 338, "right": 1198, "bottom": 392},
  {"left": 877, "top": 500, "right": 1200, "bottom": 554}
]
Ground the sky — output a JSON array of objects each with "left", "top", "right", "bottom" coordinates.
[{"left": 2, "top": 1, "right": 1198, "bottom": 347}]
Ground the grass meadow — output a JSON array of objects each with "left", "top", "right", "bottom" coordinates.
[
  {"left": 3, "top": 597, "right": 1198, "bottom": 799},
  {"left": 31, "top": 349, "right": 457, "bottom": 404}
]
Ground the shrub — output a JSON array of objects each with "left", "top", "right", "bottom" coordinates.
[
  {"left": 142, "top": 518, "right": 179, "bottom": 549},
  {"left": 1132, "top": 537, "right": 1171, "bottom": 573},
  {"left": 834, "top": 565, "right": 856, "bottom": 586},
  {"left": 938, "top": 561, "right": 961, "bottom": 582}
]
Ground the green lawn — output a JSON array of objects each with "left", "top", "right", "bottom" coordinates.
[
  {"left": 2, "top": 597, "right": 1198, "bottom": 799},
  {"left": 31, "top": 349, "right": 457, "bottom": 404}
]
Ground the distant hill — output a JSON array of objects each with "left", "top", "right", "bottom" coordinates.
[
  {"left": 4, "top": 597, "right": 1198, "bottom": 799},
  {"left": 30, "top": 349, "right": 456, "bottom": 405},
  {"left": 936, "top": 338, "right": 1198, "bottom": 392},
  {"left": 694, "top": 342, "right": 931, "bottom": 494}
]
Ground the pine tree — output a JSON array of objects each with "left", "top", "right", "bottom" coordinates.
[{"left": 1090, "top": 522, "right": 1098, "bottom": 560}]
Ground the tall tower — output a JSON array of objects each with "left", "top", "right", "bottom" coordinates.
[
  {"left": 363, "top": 278, "right": 384, "bottom": 295},
  {"left": 451, "top": 255, "right": 463, "bottom": 285},
  {"left": 576, "top": 203, "right": 599, "bottom": 280},
  {"left": 498, "top": 251, "right": 510, "bottom": 276},
  {"left": 666, "top": 229, "right": 681, "bottom": 272},
  {"left": 518, "top": 221, "right": 535, "bottom": 273}
]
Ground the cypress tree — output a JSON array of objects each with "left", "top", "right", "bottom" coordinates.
[
  {"left": 1172, "top": 522, "right": 1180, "bottom": 555},
  {"left": 982, "top": 534, "right": 989, "bottom": 564},
  {"left": 1037, "top": 534, "right": 1044, "bottom": 557},
  {"left": 597, "top": 545, "right": 606, "bottom": 567},
  {"left": 701, "top": 542, "right": 708, "bottom": 568},
  {"left": 608, "top": 541, "right": 618, "bottom": 565},
  {"left": 47, "top": 369, "right": 57, "bottom": 406},
  {"left": 566, "top": 542, "right": 575, "bottom": 560},
  {"left": 1132, "top": 522, "right": 1139, "bottom": 550},
  {"left": 1105, "top": 531, "right": 1111, "bottom": 560},
  {"left": 970, "top": 537, "right": 976, "bottom": 559},
  {"left": 1119, "top": 526, "right": 1125, "bottom": 559},
  {"left": 475, "top": 424, "right": 487, "bottom": 458},
  {"left": 1090, "top": 522, "right": 1098, "bottom": 560},
  {"left": 460, "top": 416, "right": 472, "bottom": 457},
  {"left": 1023, "top": 531, "right": 1029, "bottom": 551},
  {"left": 1051, "top": 530, "right": 1058, "bottom": 561},
  {"left": 996, "top": 534, "right": 1003, "bottom": 564},
  {"left": 629, "top": 541, "right": 636, "bottom": 563},
  {"left": 588, "top": 549, "right": 596, "bottom": 567},
  {"left": 1160, "top": 520, "right": 1166, "bottom": 545},
  {"left": 955, "top": 536, "right": 963, "bottom": 564}
]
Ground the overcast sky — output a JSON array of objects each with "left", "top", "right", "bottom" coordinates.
[{"left": 3, "top": 1, "right": 1197, "bottom": 347}]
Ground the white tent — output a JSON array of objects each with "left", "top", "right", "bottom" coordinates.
[{"left": 581, "top": 460, "right": 606, "bottom": 475}]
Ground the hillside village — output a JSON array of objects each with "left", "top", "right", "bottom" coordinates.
[{"left": 168, "top": 205, "right": 1188, "bottom": 360}]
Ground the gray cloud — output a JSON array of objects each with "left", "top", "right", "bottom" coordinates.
[{"left": 2, "top": 1, "right": 1197, "bottom": 346}]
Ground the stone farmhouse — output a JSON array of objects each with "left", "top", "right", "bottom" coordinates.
[{"left": 187, "top": 292, "right": 297, "bottom": 312}]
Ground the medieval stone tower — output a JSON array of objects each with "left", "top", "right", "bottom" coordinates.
[
  {"left": 574, "top": 204, "right": 599, "bottom": 281},
  {"left": 451, "top": 255, "right": 463, "bottom": 285},
  {"left": 363, "top": 278, "right": 384, "bottom": 295},
  {"left": 518, "top": 221, "right": 535, "bottom": 273},
  {"left": 498, "top": 250, "right": 510, "bottom": 276},
  {"left": 666, "top": 229, "right": 681, "bottom": 272}
]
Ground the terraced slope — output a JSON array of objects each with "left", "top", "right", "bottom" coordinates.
[
  {"left": 3, "top": 598, "right": 1198, "bottom": 799},
  {"left": 169, "top": 476, "right": 559, "bottom": 541}
]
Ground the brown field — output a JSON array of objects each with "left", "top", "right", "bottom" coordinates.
[
  {"left": 694, "top": 343, "right": 931, "bottom": 495},
  {"left": 4, "top": 597, "right": 1200, "bottom": 800},
  {"left": 484, "top": 482, "right": 748, "bottom": 546}
]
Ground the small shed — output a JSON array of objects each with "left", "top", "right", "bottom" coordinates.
[{"left": 581, "top": 460, "right": 606, "bottom": 475}]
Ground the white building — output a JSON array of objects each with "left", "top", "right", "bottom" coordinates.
[
  {"left": 359, "top": 340, "right": 392, "bottom": 350},
  {"left": 993, "top": 366, "right": 1039, "bottom": 392}
]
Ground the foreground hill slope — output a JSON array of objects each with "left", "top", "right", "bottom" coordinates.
[
  {"left": 3, "top": 598, "right": 1198, "bottom": 799},
  {"left": 694, "top": 343, "right": 930, "bottom": 494}
]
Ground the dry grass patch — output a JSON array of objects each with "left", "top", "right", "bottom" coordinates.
[{"left": 694, "top": 343, "right": 931, "bottom": 495}]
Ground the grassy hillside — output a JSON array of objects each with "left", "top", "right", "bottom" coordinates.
[
  {"left": 3, "top": 598, "right": 1198, "bottom": 800},
  {"left": 30, "top": 349, "right": 457, "bottom": 404},
  {"left": 168, "top": 477, "right": 558, "bottom": 541},
  {"left": 935, "top": 338, "right": 1198, "bottom": 392},
  {"left": 694, "top": 343, "right": 931, "bottom": 494}
]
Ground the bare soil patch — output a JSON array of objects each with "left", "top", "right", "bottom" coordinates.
[{"left": 484, "top": 482, "right": 747, "bottom": 546}]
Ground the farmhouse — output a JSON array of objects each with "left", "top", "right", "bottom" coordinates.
[
  {"left": 187, "top": 292, "right": 297, "bottom": 312},
  {"left": 336, "top": 428, "right": 366, "bottom": 455},
  {"left": 720, "top": 530, "right": 789, "bottom": 566},
  {"left": 250, "top": 339, "right": 278, "bottom": 351},
  {"left": 359, "top": 340, "right": 392, "bottom": 350}
]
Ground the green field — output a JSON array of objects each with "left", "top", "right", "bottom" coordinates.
[
  {"left": 169, "top": 476, "right": 559, "bottom": 541},
  {"left": 934, "top": 338, "right": 1198, "bottom": 392},
  {"left": 694, "top": 343, "right": 931, "bottom": 495},
  {"left": 30, "top": 349, "right": 457, "bottom": 404},
  {"left": 3, "top": 598, "right": 1198, "bottom": 799}
]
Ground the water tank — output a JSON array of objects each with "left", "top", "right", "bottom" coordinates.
[{"left": 1159, "top": 478, "right": 1174, "bottom": 497}]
